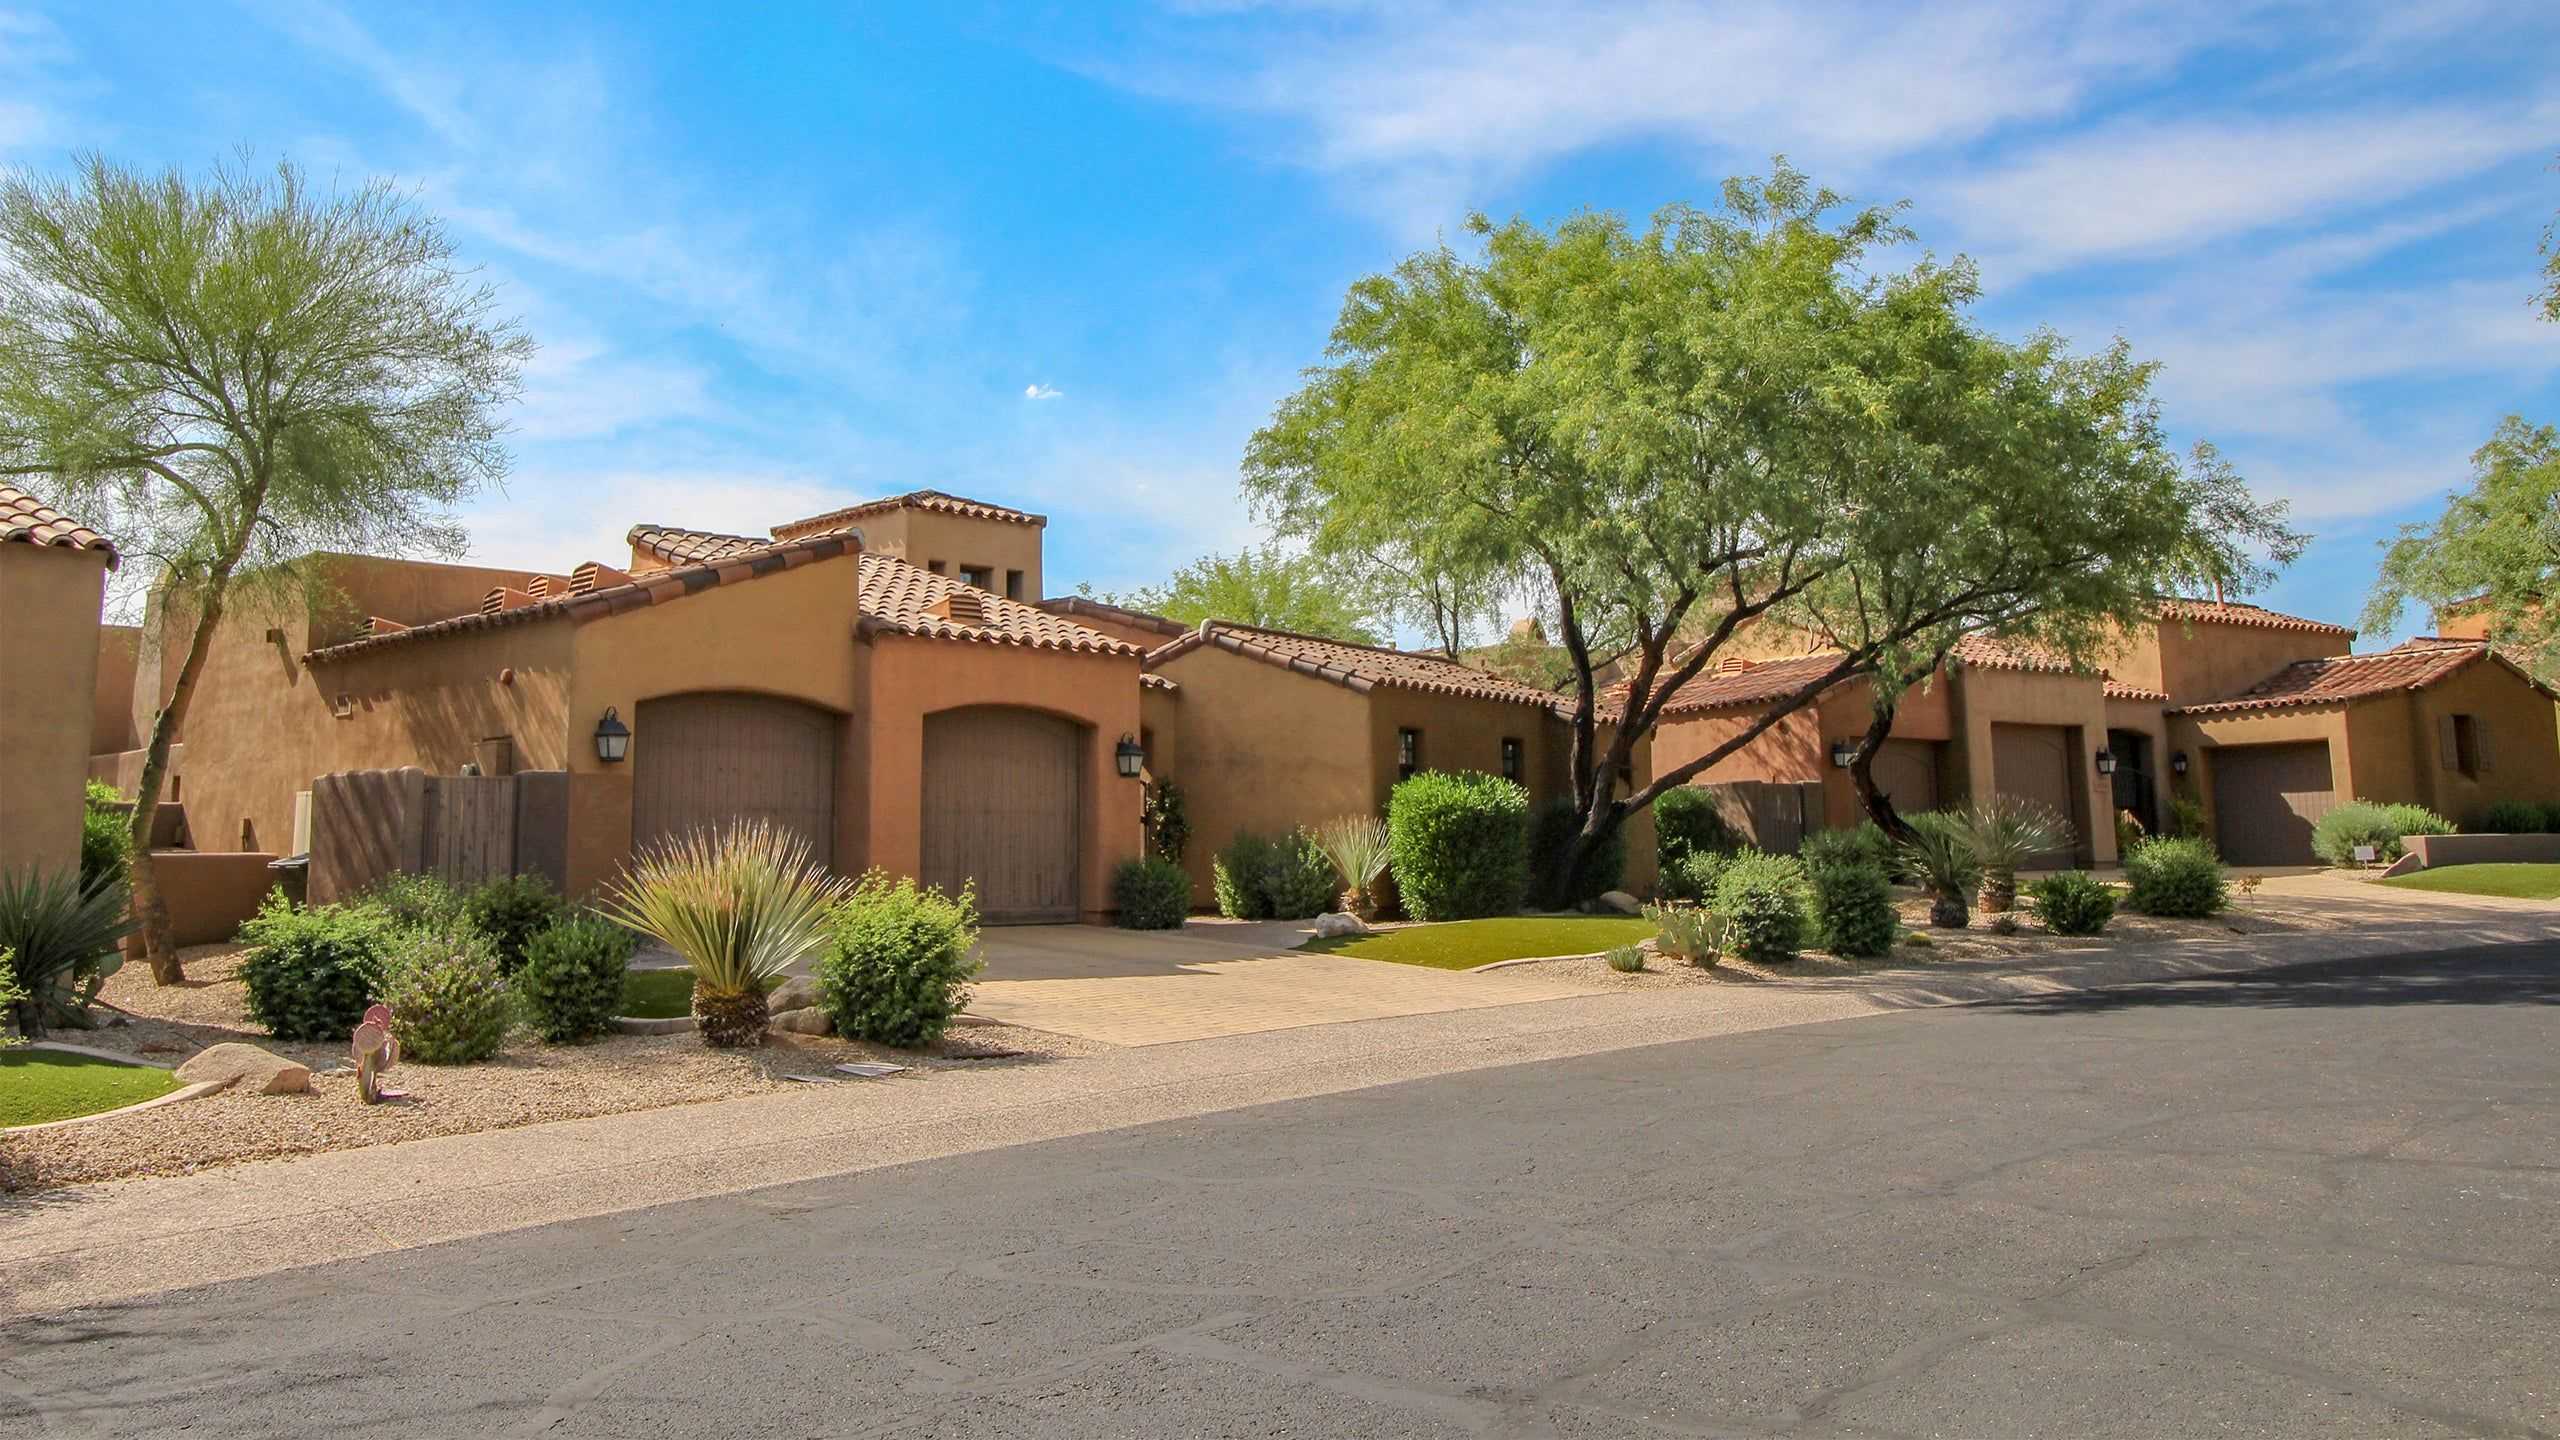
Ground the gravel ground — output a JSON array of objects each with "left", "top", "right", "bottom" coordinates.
[{"left": 1, "top": 943, "right": 1095, "bottom": 1194}]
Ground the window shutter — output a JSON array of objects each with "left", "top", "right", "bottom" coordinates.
[
  {"left": 2477, "top": 719, "right": 2495, "bottom": 773},
  {"left": 2438, "top": 714, "right": 2459, "bottom": 768}
]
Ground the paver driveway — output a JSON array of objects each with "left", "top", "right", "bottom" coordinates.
[{"left": 965, "top": 921, "right": 1602, "bottom": 1045}]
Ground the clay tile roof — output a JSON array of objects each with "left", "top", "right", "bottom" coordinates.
[
  {"left": 2104, "top": 678, "right": 2169, "bottom": 702},
  {"left": 304, "top": 533, "right": 862, "bottom": 663},
  {"left": 1035, "top": 594, "right": 1192, "bottom": 640},
  {"left": 2169, "top": 637, "right": 2545, "bottom": 716},
  {"left": 1652, "top": 650, "right": 1854, "bottom": 717},
  {"left": 0, "top": 485, "right": 117, "bottom": 564},
  {"left": 627, "top": 523, "right": 769, "bottom": 567},
  {"left": 772, "top": 488, "right": 1046, "bottom": 542},
  {"left": 1146, "top": 621, "right": 1565, "bottom": 706},
  {"left": 855, "top": 553, "right": 1138, "bottom": 656},
  {"left": 1952, "top": 633, "right": 2080, "bottom": 674},
  {"left": 1141, "top": 672, "right": 1178, "bottom": 693},
  {"left": 2155, "top": 597, "right": 2354, "bottom": 639}
]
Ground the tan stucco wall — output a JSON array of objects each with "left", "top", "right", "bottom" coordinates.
[
  {"left": 1150, "top": 644, "right": 1373, "bottom": 903},
  {"left": 894, "top": 511, "right": 1044, "bottom": 600},
  {"left": 1949, "top": 666, "right": 2115, "bottom": 863},
  {"left": 2407, "top": 658, "right": 2560, "bottom": 822},
  {"left": 2105, "top": 619, "right": 2350, "bottom": 709},
  {"left": 92, "top": 623, "right": 139, "bottom": 754},
  {"left": 1650, "top": 673, "right": 1956, "bottom": 833},
  {"left": 1, "top": 543, "right": 110, "bottom": 882},
  {"left": 858, "top": 634, "right": 1142, "bottom": 923},
  {"left": 1365, "top": 690, "right": 1565, "bottom": 811},
  {"left": 2168, "top": 705, "right": 2352, "bottom": 841}
]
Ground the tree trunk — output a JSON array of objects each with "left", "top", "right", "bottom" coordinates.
[
  {"left": 128, "top": 585, "right": 231, "bottom": 985},
  {"left": 1846, "top": 699, "right": 1913, "bottom": 842}
]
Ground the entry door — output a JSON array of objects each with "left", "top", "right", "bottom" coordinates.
[
  {"left": 1990, "top": 723, "right": 2078, "bottom": 867},
  {"left": 2211, "top": 742, "right": 2335, "bottom": 866},
  {"left": 632, "top": 693, "right": 838, "bottom": 867},
  {"left": 921, "top": 707, "right": 1082, "bottom": 923}
]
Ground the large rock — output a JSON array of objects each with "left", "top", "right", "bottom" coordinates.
[
  {"left": 1312, "top": 912, "right": 1369, "bottom": 939},
  {"left": 770, "top": 1006, "right": 835, "bottom": 1037},
  {"left": 175, "top": 1042, "right": 311, "bottom": 1095},
  {"left": 767, "top": 976, "right": 822, "bottom": 1013},
  {"left": 1594, "top": 890, "right": 1642, "bottom": 915}
]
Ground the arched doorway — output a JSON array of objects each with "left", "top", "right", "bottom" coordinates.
[
  {"left": 921, "top": 706, "right": 1082, "bottom": 922},
  {"left": 632, "top": 693, "right": 839, "bottom": 866}
]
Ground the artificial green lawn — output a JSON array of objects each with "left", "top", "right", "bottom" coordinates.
[
  {"left": 0, "top": 1049, "right": 182, "bottom": 1128},
  {"left": 2378, "top": 863, "right": 2560, "bottom": 901},
  {"left": 1300, "top": 915, "right": 1658, "bottom": 970},
  {"left": 618, "top": 967, "right": 788, "bottom": 1018}
]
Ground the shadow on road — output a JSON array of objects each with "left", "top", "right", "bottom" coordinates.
[{"left": 1984, "top": 944, "right": 2560, "bottom": 1015}]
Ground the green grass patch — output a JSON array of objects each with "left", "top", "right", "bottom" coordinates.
[
  {"left": 0, "top": 1050, "right": 182, "bottom": 1128},
  {"left": 1302, "top": 915, "right": 1659, "bottom": 970},
  {"left": 2377, "top": 863, "right": 2560, "bottom": 900},
  {"left": 619, "top": 967, "right": 697, "bottom": 1018}
]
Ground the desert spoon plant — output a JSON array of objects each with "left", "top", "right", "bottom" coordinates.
[
  {"left": 1956, "top": 796, "right": 2074, "bottom": 914},
  {"left": 1313, "top": 814, "right": 1393, "bottom": 919},
  {"left": 603, "top": 821, "right": 851, "bottom": 1048}
]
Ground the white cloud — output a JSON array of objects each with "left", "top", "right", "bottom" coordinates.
[
  {"left": 457, "top": 467, "right": 847, "bottom": 575},
  {"left": 1024, "top": 383, "right": 1063, "bottom": 400},
  {"left": 511, "top": 339, "right": 719, "bottom": 442}
]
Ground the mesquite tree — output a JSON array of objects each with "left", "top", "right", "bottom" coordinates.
[
  {"left": 1246, "top": 164, "right": 2300, "bottom": 894},
  {"left": 0, "top": 155, "right": 527, "bottom": 982}
]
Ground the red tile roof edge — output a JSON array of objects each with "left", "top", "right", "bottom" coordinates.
[
  {"left": 2168, "top": 639, "right": 2551, "bottom": 716},
  {"left": 773, "top": 488, "right": 1046, "bottom": 539},
  {"left": 1036, "top": 594, "right": 1192, "bottom": 639},
  {"left": 2154, "top": 597, "right": 2355, "bottom": 639},
  {"left": 0, "top": 485, "right": 119, "bottom": 564},
  {"left": 1145, "top": 620, "right": 1564, "bottom": 707},
  {"left": 304, "top": 534, "right": 862, "bottom": 663}
]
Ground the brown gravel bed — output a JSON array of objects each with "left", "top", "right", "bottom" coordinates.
[{"left": 2, "top": 943, "right": 1093, "bottom": 1194}]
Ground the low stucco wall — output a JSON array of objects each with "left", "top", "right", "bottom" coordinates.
[
  {"left": 1, "top": 543, "right": 110, "bottom": 884},
  {"left": 133, "top": 851, "right": 280, "bottom": 947},
  {"left": 2403, "top": 833, "right": 2560, "bottom": 868}
]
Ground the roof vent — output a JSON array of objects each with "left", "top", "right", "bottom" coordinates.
[
  {"left": 1712, "top": 654, "right": 1756, "bottom": 675},
  {"left": 930, "top": 590, "right": 989, "bottom": 627},
  {"left": 480, "top": 586, "right": 537, "bottom": 615},
  {"left": 365, "top": 616, "right": 409, "bottom": 637},
  {"left": 570, "top": 561, "right": 632, "bottom": 595}
]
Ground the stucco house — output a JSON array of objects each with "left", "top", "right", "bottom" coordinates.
[{"left": 1, "top": 486, "right": 115, "bottom": 885}]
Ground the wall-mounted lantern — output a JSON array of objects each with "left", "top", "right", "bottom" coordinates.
[
  {"left": 594, "top": 706, "right": 631, "bottom": 764},
  {"left": 2094, "top": 748, "right": 2118, "bottom": 776},
  {"left": 1829, "top": 739, "right": 1857, "bottom": 769},
  {"left": 2169, "top": 750, "right": 2189, "bottom": 777},
  {"left": 1115, "top": 734, "right": 1145, "bottom": 779}
]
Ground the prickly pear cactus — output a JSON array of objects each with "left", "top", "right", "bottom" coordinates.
[{"left": 353, "top": 1004, "right": 399, "bottom": 1103}]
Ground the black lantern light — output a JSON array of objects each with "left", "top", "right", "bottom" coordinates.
[
  {"left": 1829, "top": 739, "right": 1857, "bottom": 769},
  {"left": 1115, "top": 734, "right": 1145, "bottom": 779},
  {"left": 2095, "top": 748, "right": 2118, "bottom": 776},
  {"left": 2169, "top": 750, "right": 2189, "bottom": 776},
  {"left": 594, "top": 706, "right": 631, "bottom": 764}
]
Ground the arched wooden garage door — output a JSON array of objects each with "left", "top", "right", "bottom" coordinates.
[
  {"left": 922, "top": 707, "right": 1082, "bottom": 923},
  {"left": 632, "top": 693, "right": 837, "bottom": 867},
  {"left": 1990, "top": 723, "right": 2078, "bottom": 867},
  {"left": 2210, "top": 741, "right": 2334, "bottom": 866}
]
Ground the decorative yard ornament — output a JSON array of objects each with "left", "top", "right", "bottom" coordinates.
[{"left": 353, "top": 1004, "right": 403, "bottom": 1103}]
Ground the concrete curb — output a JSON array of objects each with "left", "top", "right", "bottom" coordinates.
[
  {"left": 23, "top": 1040, "right": 176, "bottom": 1069},
  {"left": 3, "top": 1048, "right": 228, "bottom": 1136}
]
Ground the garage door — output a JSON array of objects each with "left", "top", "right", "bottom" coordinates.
[
  {"left": 1990, "top": 723, "right": 2077, "bottom": 867},
  {"left": 1871, "top": 739, "right": 1943, "bottom": 816},
  {"left": 632, "top": 693, "right": 837, "bottom": 867},
  {"left": 2211, "top": 742, "right": 2335, "bottom": 866},
  {"left": 922, "top": 707, "right": 1081, "bottom": 923}
]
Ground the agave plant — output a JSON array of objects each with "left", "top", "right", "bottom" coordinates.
[
  {"left": 1955, "top": 797, "right": 2075, "bottom": 914},
  {"left": 1312, "top": 814, "right": 1393, "bottom": 919},
  {"left": 0, "top": 869, "right": 135, "bottom": 1039},
  {"left": 1897, "top": 813, "right": 1981, "bottom": 930},
  {"left": 601, "top": 822, "right": 850, "bottom": 1048}
]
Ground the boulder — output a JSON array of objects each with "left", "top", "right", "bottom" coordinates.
[
  {"left": 1594, "top": 890, "right": 1642, "bottom": 915},
  {"left": 175, "top": 1042, "right": 311, "bottom": 1095},
  {"left": 1312, "top": 912, "right": 1369, "bottom": 939},
  {"left": 767, "top": 976, "right": 822, "bottom": 1013},
  {"left": 771, "top": 1006, "right": 835, "bottom": 1037}
]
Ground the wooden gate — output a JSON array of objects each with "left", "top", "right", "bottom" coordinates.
[
  {"left": 309, "top": 768, "right": 569, "bottom": 902},
  {"left": 921, "top": 706, "right": 1081, "bottom": 923},
  {"left": 632, "top": 693, "right": 839, "bottom": 867},
  {"left": 2211, "top": 741, "right": 2335, "bottom": 866}
]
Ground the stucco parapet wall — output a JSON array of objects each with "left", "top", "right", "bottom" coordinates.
[
  {"left": 300, "top": 534, "right": 862, "bottom": 664},
  {"left": 2169, "top": 640, "right": 2556, "bottom": 717},
  {"left": 1146, "top": 620, "right": 1566, "bottom": 708},
  {"left": 772, "top": 487, "right": 1046, "bottom": 541}
]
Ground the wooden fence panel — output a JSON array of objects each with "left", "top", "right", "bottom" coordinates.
[
  {"left": 420, "top": 775, "right": 517, "bottom": 890},
  {"left": 1703, "top": 780, "right": 1823, "bottom": 855},
  {"left": 310, "top": 767, "right": 428, "bottom": 904}
]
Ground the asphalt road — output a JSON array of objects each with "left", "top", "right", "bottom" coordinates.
[{"left": 6, "top": 945, "right": 2557, "bottom": 1439}]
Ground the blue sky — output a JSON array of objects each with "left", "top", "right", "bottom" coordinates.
[{"left": 5, "top": 1, "right": 2556, "bottom": 645}]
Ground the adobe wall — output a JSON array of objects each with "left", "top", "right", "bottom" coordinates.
[
  {"left": 893, "top": 511, "right": 1045, "bottom": 600},
  {"left": 1150, "top": 644, "right": 1372, "bottom": 903},
  {"left": 1364, "top": 690, "right": 1566, "bottom": 811},
  {"left": 92, "top": 623, "right": 139, "bottom": 753},
  {"left": 0, "top": 543, "right": 109, "bottom": 883},
  {"left": 1948, "top": 667, "right": 2115, "bottom": 863},
  {"left": 2136, "top": 620, "right": 2350, "bottom": 709},
  {"left": 2166, "top": 705, "right": 2353, "bottom": 838},
  {"left": 2407, "top": 658, "right": 2560, "bottom": 822}
]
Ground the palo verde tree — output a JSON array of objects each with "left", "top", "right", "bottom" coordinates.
[
  {"left": 1086, "top": 542, "right": 1387, "bottom": 644},
  {"left": 0, "top": 154, "right": 528, "bottom": 982},
  {"left": 1246, "top": 164, "right": 2299, "bottom": 893}
]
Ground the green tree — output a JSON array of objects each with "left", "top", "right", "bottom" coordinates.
[
  {"left": 1245, "top": 164, "right": 2298, "bottom": 893},
  {"left": 0, "top": 155, "right": 528, "bottom": 982},
  {"left": 2363, "top": 419, "right": 2560, "bottom": 673},
  {"left": 1087, "top": 543, "right": 1384, "bottom": 644}
]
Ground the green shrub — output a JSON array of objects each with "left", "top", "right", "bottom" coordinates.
[
  {"left": 464, "top": 873, "right": 566, "bottom": 975},
  {"left": 1801, "top": 822, "right": 1895, "bottom": 877},
  {"left": 2124, "top": 836, "right": 2226, "bottom": 918},
  {"left": 1209, "top": 833, "right": 1279, "bottom": 918},
  {"left": 2167, "top": 793, "right": 2209, "bottom": 842},
  {"left": 514, "top": 914, "right": 636, "bottom": 1043},
  {"left": 2026, "top": 871, "right": 2116, "bottom": 935},
  {"left": 1660, "top": 847, "right": 1737, "bottom": 905},
  {"left": 381, "top": 929, "right": 511, "bottom": 1064},
  {"left": 817, "top": 872, "right": 982, "bottom": 1047},
  {"left": 1655, "top": 786, "right": 1741, "bottom": 875},
  {"left": 1386, "top": 771, "right": 1530, "bottom": 920},
  {"left": 236, "top": 892, "right": 394, "bottom": 1041},
  {"left": 1604, "top": 944, "right": 1647, "bottom": 974},
  {"left": 2542, "top": 802, "right": 2560, "bottom": 834},
  {"left": 2311, "top": 799, "right": 2450, "bottom": 867},
  {"left": 1808, "top": 860, "right": 1896, "bottom": 958},
  {"left": 363, "top": 872, "right": 466, "bottom": 931},
  {"left": 1142, "top": 779, "right": 1190, "bottom": 863},
  {"left": 1527, "top": 798, "right": 1627, "bottom": 909},
  {"left": 1260, "top": 830, "right": 1340, "bottom": 919},
  {"left": 0, "top": 869, "right": 134, "bottom": 1039},
  {"left": 80, "top": 780, "right": 132, "bottom": 893},
  {"left": 1713, "top": 850, "right": 1809, "bottom": 965},
  {"left": 1112, "top": 857, "right": 1191, "bottom": 930},
  {"left": 1643, "top": 901, "right": 1725, "bottom": 966},
  {"left": 2472, "top": 799, "right": 2547, "bottom": 835}
]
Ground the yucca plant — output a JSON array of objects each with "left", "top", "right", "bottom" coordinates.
[
  {"left": 601, "top": 822, "right": 850, "bottom": 1048},
  {"left": 1313, "top": 814, "right": 1393, "bottom": 919},
  {"left": 1954, "top": 796, "right": 2074, "bottom": 914},
  {"left": 1898, "top": 812, "right": 1981, "bottom": 930},
  {"left": 0, "top": 869, "right": 135, "bottom": 1039}
]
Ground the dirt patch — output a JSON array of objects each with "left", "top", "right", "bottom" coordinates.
[{"left": 2, "top": 943, "right": 1094, "bottom": 1194}]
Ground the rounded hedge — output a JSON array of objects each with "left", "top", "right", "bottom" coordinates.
[
  {"left": 1113, "top": 857, "right": 1192, "bottom": 930},
  {"left": 235, "top": 892, "right": 395, "bottom": 1041},
  {"left": 1713, "top": 850, "right": 1809, "bottom": 965},
  {"left": 2123, "top": 836, "right": 2226, "bottom": 918},
  {"left": 817, "top": 873, "right": 982, "bottom": 1047},
  {"left": 382, "top": 930, "right": 512, "bottom": 1064},
  {"left": 1654, "top": 786, "right": 1740, "bottom": 875},
  {"left": 2026, "top": 870, "right": 2116, "bottom": 936},
  {"left": 2311, "top": 800, "right": 2451, "bottom": 867},
  {"left": 1808, "top": 860, "right": 1896, "bottom": 958},
  {"left": 1387, "top": 771, "right": 1529, "bottom": 920},
  {"left": 515, "top": 913, "right": 637, "bottom": 1043},
  {"left": 464, "top": 873, "right": 566, "bottom": 976}
]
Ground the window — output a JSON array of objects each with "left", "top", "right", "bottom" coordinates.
[
  {"left": 2450, "top": 713, "right": 2487, "bottom": 779},
  {"left": 960, "top": 564, "right": 993, "bottom": 589},
  {"left": 926, "top": 559, "right": 947, "bottom": 575},
  {"left": 1005, "top": 568, "right": 1026, "bottom": 600},
  {"left": 1398, "top": 728, "right": 1422, "bottom": 781},
  {"left": 1501, "top": 736, "right": 1523, "bottom": 781}
]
